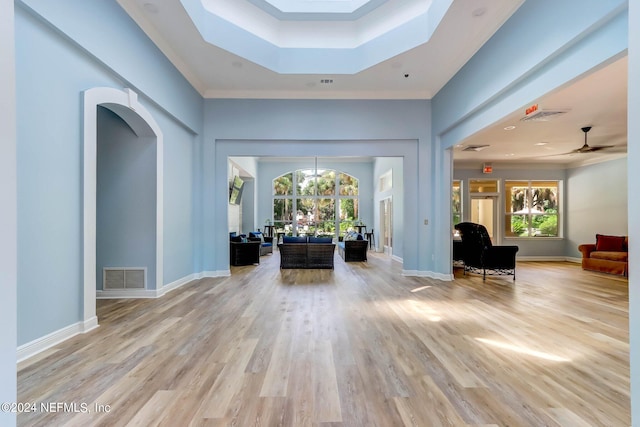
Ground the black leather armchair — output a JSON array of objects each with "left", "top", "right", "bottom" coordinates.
[{"left": 454, "top": 222, "right": 519, "bottom": 280}]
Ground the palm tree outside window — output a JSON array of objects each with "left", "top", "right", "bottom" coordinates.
[{"left": 272, "top": 168, "right": 358, "bottom": 238}]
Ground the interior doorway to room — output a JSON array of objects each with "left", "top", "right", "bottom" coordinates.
[
  {"left": 379, "top": 197, "right": 393, "bottom": 255},
  {"left": 470, "top": 196, "right": 497, "bottom": 241},
  {"left": 469, "top": 178, "right": 499, "bottom": 242}
]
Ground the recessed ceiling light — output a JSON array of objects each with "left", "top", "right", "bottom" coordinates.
[
  {"left": 505, "top": 153, "right": 515, "bottom": 157},
  {"left": 535, "top": 142, "right": 548, "bottom": 146},
  {"left": 503, "top": 125, "right": 516, "bottom": 131},
  {"left": 472, "top": 7, "right": 487, "bottom": 17}
]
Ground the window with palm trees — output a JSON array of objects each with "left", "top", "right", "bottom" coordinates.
[
  {"left": 452, "top": 180, "right": 461, "bottom": 234},
  {"left": 505, "top": 180, "right": 559, "bottom": 237},
  {"left": 273, "top": 169, "right": 358, "bottom": 238}
]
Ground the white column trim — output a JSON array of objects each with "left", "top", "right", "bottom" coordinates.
[{"left": 83, "top": 87, "right": 164, "bottom": 325}]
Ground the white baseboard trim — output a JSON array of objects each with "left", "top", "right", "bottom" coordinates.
[
  {"left": 402, "top": 270, "right": 454, "bottom": 281},
  {"left": 96, "top": 270, "right": 230, "bottom": 299},
  {"left": 19, "top": 270, "right": 226, "bottom": 362},
  {"left": 161, "top": 273, "right": 199, "bottom": 295},
  {"left": 517, "top": 256, "right": 579, "bottom": 262},
  {"left": 84, "top": 316, "right": 99, "bottom": 333},
  {"left": 96, "top": 288, "right": 159, "bottom": 299},
  {"left": 200, "top": 270, "right": 231, "bottom": 278},
  {"left": 17, "top": 317, "right": 99, "bottom": 363}
]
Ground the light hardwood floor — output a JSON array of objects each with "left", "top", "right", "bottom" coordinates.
[{"left": 18, "top": 252, "right": 629, "bottom": 426}]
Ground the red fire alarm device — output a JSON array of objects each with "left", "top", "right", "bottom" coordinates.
[
  {"left": 525, "top": 104, "right": 539, "bottom": 116},
  {"left": 483, "top": 163, "right": 493, "bottom": 174}
]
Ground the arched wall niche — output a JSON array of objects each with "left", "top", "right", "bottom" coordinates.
[{"left": 82, "top": 87, "right": 164, "bottom": 326}]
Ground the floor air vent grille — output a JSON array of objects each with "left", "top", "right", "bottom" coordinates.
[{"left": 103, "top": 268, "right": 146, "bottom": 289}]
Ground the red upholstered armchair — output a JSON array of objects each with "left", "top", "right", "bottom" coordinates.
[{"left": 578, "top": 234, "right": 628, "bottom": 276}]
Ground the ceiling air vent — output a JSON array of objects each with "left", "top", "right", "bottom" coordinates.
[
  {"left": 462, "top": 144, "right": 490, "bottom": 152},
  {"left": 520, "top": 109, "right": 569, "bottom": 122}
]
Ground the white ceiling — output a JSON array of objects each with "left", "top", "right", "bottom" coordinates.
[
  {"left": 116, "top": 0, "right": 628, "bottom": 167},
  {"left": 117, "top": 0, "right": 524, "bottom": 98},
  {"left": 454, "top": 55, "right": 628, "bottom": 168}
]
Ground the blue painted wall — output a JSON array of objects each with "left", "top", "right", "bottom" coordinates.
[
  {"left": 12, "top": 7, "right": 637, "bottom": 418},
  {"left": 204, "top": 99, "right": 431, "bottom": 273},
  {"left": 19, "top": 0, "right": 203, "bottom": 132},
  {"left": 454, "top": 165, "right": 567, "bottom": 257},
  {"left": 97, "top": 108, "right": 157, "bottom": 290},
  {"left": 15, "top": 2, "right": 202, "bottom": 345},
  {"left": 373, "top": 157, "right": 404, "bottom": 259},
  {"left": 431, "top": 0, "right": 628, "bottom": 274},
  {"left": 565, "top": 158, "right": 628, "bottom": 258},
  {"left": 150, "top": 104, "right": 199, "bottom": 286},
  {"left": 17, "top": 6, "right": 119, "bottom": 344},
  {"left": 433, "top": 0, "right": 628, "bottom": 145},
  {"left": 1, "top": 0, "right": 17, "bottom": 424}
]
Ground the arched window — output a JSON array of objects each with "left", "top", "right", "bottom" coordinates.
[{"left": 272, "top": 168, "right": 359, "bottom": 238}]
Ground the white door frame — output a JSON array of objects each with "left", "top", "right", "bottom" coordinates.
[
  {"left": 83, "top": 87, "right": 164, "bottom": 327},
  {"left": 379, "top": 196, "right": 392, "bottom": 255},
  {"left": 470, "top": 194, "right": 499, "bottom": 242}
]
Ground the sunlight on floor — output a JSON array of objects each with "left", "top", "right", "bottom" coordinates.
[
  {"left": 410, "top": 285, "right": 432, "bottom": 293},
  {"left": 407, "top": 299, "right": 441, "bottom": 322},
  {"left": 475, "top": 337, "right": 571, "bottom": 362}
]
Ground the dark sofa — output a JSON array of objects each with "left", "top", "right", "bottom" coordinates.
[
  {"left": 337, "top": 231, "right": 368, "bottom": 262},
  {"left": 249, "top": 231, "right": 273, "bottom": 256},
  {"left": 230, "top": 232, "right": 260, "bottom": 266},
  {"left": 278, "top": 236, "right": 335, "bottom": 269},
  {"left": 337, "top": 240, "right": 368, "bottom": 262}
]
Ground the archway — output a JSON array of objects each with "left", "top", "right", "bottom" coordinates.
[{"left": 83, "top": 87, "right": 164, "bottom": 327}]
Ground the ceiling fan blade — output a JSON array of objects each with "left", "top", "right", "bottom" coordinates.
[
  {"left": 568, "top": 144, "right": 618, "bottom": 154},
  {"left": 572, "top": 144, "right": 591, "bottom": 153},
  {"left": 533, "top": 126, "right": 625, "bottom": 158},
  {"left": 569, "top": 126, "right": 618, "bottom": 153},
  {"left": 583, "top": 145, "right": 614, "bottom": 152}
]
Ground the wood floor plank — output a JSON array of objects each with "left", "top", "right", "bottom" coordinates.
[
  {"left": 17, "top": 254, "right": 630, "bottom": 426},
  {"left": 124, "top": 390, "right": 175, "bottom": 427},
  {"left": 312, "top": 340, "right": 342, "bottom": 423},
  {"left": 199, "top": 338, "right": 259, "bottom": 419}
]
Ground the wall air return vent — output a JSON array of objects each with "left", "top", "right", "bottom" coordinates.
[
  {"left": 520, "top": 109, "right": 569, "bottom": 122},
  {"left": 462, "top": 145, "right": 490, "bottom": 152},
  {"left": 103, "top": 268, "right": 146, "bottom": 290}
]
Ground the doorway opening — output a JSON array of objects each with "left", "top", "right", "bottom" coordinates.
[
  {"left": 379, "top": 197, "right": 393, "bottom": 255},
  {"left": 83, "top": 87, "right": 164, "bottom": 328},
  {"left": 470, "top": 196, "right": 498, "bottom": 241}
]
